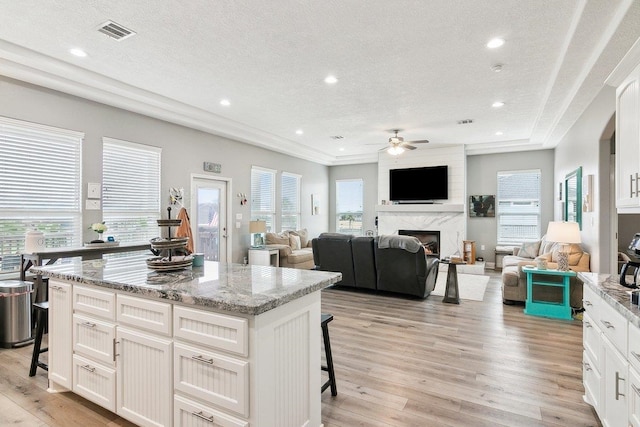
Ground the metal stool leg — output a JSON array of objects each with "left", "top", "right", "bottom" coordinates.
[
  {"left": 321, "top": 313, "right": 337, "bottom": 396},
  {"left": 29, "top": 302, "right": 48, "bottom": 377}
]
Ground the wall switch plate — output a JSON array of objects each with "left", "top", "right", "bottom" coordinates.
[
  {"left": 87, "top": 182, "right": 101, "bottom": 199},
  {"left": 235, "top": 221, "right": 241, "bottom": 229},
  {"left": 86, "top": 199, "right": 100, "bottom": 210},
  {"left": 236, "top": 213, "right": 242, "bottom": 220}
]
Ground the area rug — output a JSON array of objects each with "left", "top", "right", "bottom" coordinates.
[{"left": 431, "top": 273, "right": 489, "bottom": 301}]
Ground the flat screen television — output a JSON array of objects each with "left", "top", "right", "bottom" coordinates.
[{"left": 389, "top": 165, "right": 448, "bottom": 203}]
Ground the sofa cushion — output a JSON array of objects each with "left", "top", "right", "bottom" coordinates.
[
  {"left": 289, "top": 229, "right": 309, "bottom": 248},
  {"left": 518, "top": 241, "right": 541, "bottom": 259},
  {"left": 266, "top": 232, "right": 289, "bottom": 246},
  {"left": 289, "top": 234, "right": 301, "bottom": 250},
  {"left": 287, "top": 248, "right": 313, "bottom": 264}
]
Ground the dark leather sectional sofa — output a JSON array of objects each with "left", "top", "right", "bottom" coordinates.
[{"left": 311, "top": 233, "right": 440, "bottom": 298}]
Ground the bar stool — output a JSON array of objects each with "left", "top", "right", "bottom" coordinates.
[
  {"left": 321, "top": 313, "right": 337, "bottom": 396},
  {"left": 29, "top": 301, "right": 49, "bottom": 377}
]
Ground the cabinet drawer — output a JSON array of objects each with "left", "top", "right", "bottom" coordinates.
[
  {"left": 174, "top": 306, "right": 248, "bottom": 356},
  {"left": 583, "top": 285, "right": 601, "bottom": 324},
  {"left": 600, "top": 303, "right": 628, "bottom": 356},
  {"left": 73, "top": 285, "right": 116, "bottom": 320},
  {"left": 583, "top": 312, "right": 602, "bottom": 368},
  {"left": 174, "top": 394, "right": 248, "bottom": 427},
  {"left": 73, "top": 314, "right": 116, "bottom": 366},
  {"left": 629, "top": 322, "right": 640, "bottom": 373},
  {"left": 174, "top": 342, "right": 249, "bottom": 417},
  {"left": 117, "top": 294, "right": 172, "bottom": 336},
  {"left": 583, "top": 351, "right": 601, "bottom": 413},
  {"left": 73, "top": 354, "right": 116, "bottom": 413}
]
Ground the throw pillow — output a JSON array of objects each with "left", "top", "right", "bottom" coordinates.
[
  {"left": 289, "top": 235, "right": 301, "bottom": 250},
  {"left": 518, "top": 241, "right": 541, "bottom": 259},
  {"left": 266, "top": 232, "right": 289, "bottom": 246},
  {"left": 290, "top": 229, "right": 309, "bottom": 247},
  {"left": 551, "top": 244, "right": 583, "bottom": 265}
]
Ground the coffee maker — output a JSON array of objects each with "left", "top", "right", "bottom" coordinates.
[{"left": 620, "top": 233, "right": 640, "bottom": 288}]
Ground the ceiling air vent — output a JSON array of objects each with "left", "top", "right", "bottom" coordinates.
[
  {"left": 330, "top": 135, "right": 344, "bottom": 140},
  {"left": 98, "top": 21, "right": 136, "bottom": 41},
  {"left": 457, "top": 119, "right": 474, "bottom": 125}
]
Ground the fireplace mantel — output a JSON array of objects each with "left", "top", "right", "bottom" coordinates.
[{"left": 376, "top": 204, "right": 464, "bottom": 213}]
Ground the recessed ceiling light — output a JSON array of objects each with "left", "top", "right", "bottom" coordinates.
[
  {"left": 295, "top": 129, "right": 303, "bottom": 135},
  {"left": 338, "top": 147, "right": 345, "bottom": 152},
  {"left": 487, "top": 38, "right": 505, "bottom": 49},
  {"left": 324, "top": 75, "right": 338, "bottom": 84},
  {"left": 496, "top": 131, "right": 504, "bottom": 136},
  {"left": 220, "top": 99, "right": 230, "bottom": 106},
  {"left": 491, "top": 64, "right": 503, "bottom": 72},
  {"left": 492, "top": 101, "right": 505, "bottom": 108},
  {"left": 69, "top": 48, "right": 87, "bottom": 57}
]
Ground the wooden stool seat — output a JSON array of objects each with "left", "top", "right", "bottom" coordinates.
[
  {"left": 29, "top": 301, "right": 48, "bottom": 377},
  {"left": 321, "top": 313, "right": 337, "bottom": 396}
]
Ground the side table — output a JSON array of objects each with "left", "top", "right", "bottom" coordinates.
[
  {"left": 522, "top": 266, "right": 576, "bottom": 320},
  {"left": 440, "top": 259, "right": 466, "bottom": 304},
  {"left": 248, "top": 246, "right": 280, "bottom": 267}
]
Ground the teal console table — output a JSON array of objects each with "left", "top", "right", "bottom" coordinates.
[{"left": 522, "top": 266, "right": 576, "bottom": 320}]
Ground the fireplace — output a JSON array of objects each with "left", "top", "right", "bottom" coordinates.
[{"left": 399, "top": 230, "right": 440, "bottom": 256}]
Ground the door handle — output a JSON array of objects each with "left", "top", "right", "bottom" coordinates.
[{"left": 616, "top": 371, "right": 625, "bottom": 400}]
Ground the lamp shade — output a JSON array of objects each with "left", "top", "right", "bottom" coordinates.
[
  {"left": 249, "top": 220, "right": 266, "bottom": 233},
  {"left": 546, "top": 221, "right": 581, "bottom": 244}
]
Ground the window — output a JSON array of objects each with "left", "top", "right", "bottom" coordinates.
[
  {"left": 103, "top": 138, "right": 161, "bottom": 243},
  {"left": 336, "top": 179, "right": 363, "bottom": 235},
  {"left": 0, "top": 117, "right": 83, "bottom": 273},
  {"left": 251, "top": 166, "right": 276, "bottom": 231},
  {"left": 497, "top": 169, "right": 541, "bottom": 245},
  {"left": 281, "top": 172, "right": 300, "bottom": 231}
]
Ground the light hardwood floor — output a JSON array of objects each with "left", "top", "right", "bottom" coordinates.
[{"left": 0, "top": 271, "right": 600, "bottom": 426}]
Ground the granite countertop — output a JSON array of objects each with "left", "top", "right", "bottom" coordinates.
[
  {"left": 579, "top": 271, "right": 640, "bottom": 328},
  {"left": 30, "top": 258, "right": 341, "bottom": 315}
]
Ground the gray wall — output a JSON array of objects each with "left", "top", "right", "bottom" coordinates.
[
  {"left": 328, "top": 163, "right": 378, "bottom": 234},
  {"left": 0, "top": 76, "right": 329, "bottom": 263},
  {"left": 554, "top": 86, "right": 616, "bottom": 273},
  {"left": 466, "top": 150, "right": 555, "bottom": 264}
]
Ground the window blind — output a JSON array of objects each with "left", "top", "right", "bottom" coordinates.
[
  {"left": 251, "top": 166, "right": 276, "bottom": 232},
  {"left": 281, "top": 172, "right": 300, "bottom": 231},
  {"left": 103, "top": 138, "right": 161, "bottom": 243},
  {"left": 336, "top": 179, "right": 363, "bottom": 235},
  {"left": 497, "top": 169, "right": 541, "bottom": 245},
  {"left": 0, "top": 117, "right": 83, "bottom": 273}
]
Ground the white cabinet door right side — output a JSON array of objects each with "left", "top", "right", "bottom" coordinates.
[
  {"left": 616, "top": 69, "right": 640, "bottom": 209},
  {"left": 630, "top": 368, "right": 640, "bottom": 427},
  {"left": 604, "top": 337, "right": 629, "bottom": 427},
  {"left": 49, "top": 280, "right": 73, "bottom": 389}
]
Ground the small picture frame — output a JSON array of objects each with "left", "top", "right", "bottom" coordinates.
[{"left": 469, "top": 195, "right": 495, "bottom": 217}]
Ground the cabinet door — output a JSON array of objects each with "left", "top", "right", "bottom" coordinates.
[
  {"left": 49, "top": 280, "right": 73, "bottom": 389},
  {"left": 174, "top": 395, "right": 248, "bottom": 427},
  {"left": 616, "top": 70, "right": 640, "bottom": 209},
  {"left": 117, "top": 327, "right": 172, "bottom": 427},
  {"left": 583, "top": 351, "right": 602, "bottom": 415},
  {"left": 604, "top": 337, "right": 629, "bottom": 427},
  {"left": 630, "top": 368, "right": 640, "bottom": 427}
]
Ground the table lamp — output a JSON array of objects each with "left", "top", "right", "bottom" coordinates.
[
  {"left": 546, "top": 221, "right": 581, "bottom": 271},
  {"left": 249, "top": 220, "right": 267, "bottom": 248}
]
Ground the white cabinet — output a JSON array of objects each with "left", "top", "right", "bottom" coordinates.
[
  {"left": 48, "top": 280, "right": 72, "bottom": 390},
  {"left": 616, "top": 63, "right": 640, "bottom": 210},
  {"left": 174, "top": 395, "right": 248, "bottom": 427},
  {"left": 630, "top": 367, "right": 640, "bottom": 427},
  {"left": 248, "top": 247, "right": 279, "bottom": 266},
  {"left": 603, "top": 336, "right": 629, "bottom": 427},
  {"left": 72, "top": 353, "right": 116, "bottom": 412},
  {"left": 117, "top": 327, "right": 173, "bottom": 427}
]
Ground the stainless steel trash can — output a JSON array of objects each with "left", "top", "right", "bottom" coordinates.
[{"left": 0, "top": 280, "right": 33, "bottom": 348}]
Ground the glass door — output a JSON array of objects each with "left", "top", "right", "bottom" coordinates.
[{"left": 191, "top": 177, "right": 227, "bottom": 263}]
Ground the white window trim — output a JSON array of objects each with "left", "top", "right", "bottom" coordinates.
[{"left": 496, "top": 169, "right": 541, "bottom": 245}]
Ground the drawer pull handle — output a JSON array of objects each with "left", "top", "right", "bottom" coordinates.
[
  {"left": 601, "top": 320, "right": 615, "bottom": 329},
  {"left": 632, "top": 351, "right": 640, "bottom": 363},
  {"left": 51, "top": 285, "right": 63, "bottom": 290},
  {"left": 191, "top": 355, "right": 214, "bottom": 365},
  {"left": 82, "top": 321, "right": 96, "bottom": 328},
  {"left": 632, "top": 174, "right": 636, "bottom": 198},
  {"left": 583, "top": 361, "right": 592, "bottom": 372},
  {"left": 633, "top": 384, "right": 640, "bottom": 397},
  {"left": 192, "top": 411, "right": 214, "bottom": 423},
  {"left": 584, "top": 321, "right": 592, "bottom": 328},
  {"left": 584, "top": 300, "right": 593, "bottom": 307},
  {"left": 616, "top": 371, "right": 626, "bottom": 400},
  {"left": 80, "top": 364, "right": 96, "bottom": 373}
]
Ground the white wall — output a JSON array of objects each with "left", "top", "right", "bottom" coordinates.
[
  {"left": 466, "top": 150, "right": 555, "bottom": 263},
  {"left": 0, "top": 76, "right": 329, "bottom": 263},
  {"left": 554, "top": 85, "right": 616, "bottom": 273}
]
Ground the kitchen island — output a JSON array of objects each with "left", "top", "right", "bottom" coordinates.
[{"left": 31, "top": 258, "right": 341, "bottom": 427}]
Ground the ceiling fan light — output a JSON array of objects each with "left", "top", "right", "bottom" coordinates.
[{"left": 387, "top": 146, "right": 404, "bottom": 155}]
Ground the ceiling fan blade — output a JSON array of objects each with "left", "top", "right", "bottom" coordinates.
[
  {"left": 406, "top": 139, "right": 430, "bottom": 144},
  {"left": 402, "top": 144, "right": 417, "bottom": 150}
]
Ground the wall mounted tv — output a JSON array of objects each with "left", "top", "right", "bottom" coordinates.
[{"left": 389, "top": 165, "right": 448, "bottom": 203}]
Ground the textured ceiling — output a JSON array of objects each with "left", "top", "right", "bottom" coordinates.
[{"left": 1, "top": 0, "right": 639, "bottom": 165}]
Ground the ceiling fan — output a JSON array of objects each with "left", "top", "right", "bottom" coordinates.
[{"left": 381, "top": 129, "right": 429, "bottom": 155}]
